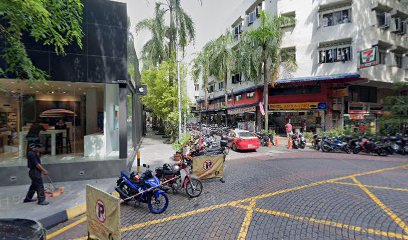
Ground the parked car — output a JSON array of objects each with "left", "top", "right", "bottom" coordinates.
[
  {"left": 227, "top": 130, "right": 260, "bottom": 151},
  {"left": 0, "top": 218, "right": 46, "bottom": 240}
]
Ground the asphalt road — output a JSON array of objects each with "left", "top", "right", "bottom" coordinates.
[{"left": 47, "top": 147, "right": 408, "bottom": 240}]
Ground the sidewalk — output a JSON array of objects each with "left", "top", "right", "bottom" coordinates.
[
  {"left": 0, "top": 131, "right": 176, "bottom": 229},
  {"left": 134, "top": 131, "right": 176, "bottom": 170},
  {"left": 0, "top": 178, "right": 115, "bottom": 228}
]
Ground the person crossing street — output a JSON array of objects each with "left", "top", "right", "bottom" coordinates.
[{"left": 23, "top": 143, "right": 49, "bottom": 205}]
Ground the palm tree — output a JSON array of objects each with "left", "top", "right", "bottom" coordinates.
[
  {"left": 238, "top": 11, "right": 296, "bottom": 131},
  {"left": 192, "top": 41, "right": 215, "bottom": 121},
  {"left": 211, "top": 31, "right": 236, "bottom": 107},
  {"left": 135, "top": 3, "right": 168, "bottom": 69},
  {"left": 158, "top": 0, "right": 200, "bottom": 60}
]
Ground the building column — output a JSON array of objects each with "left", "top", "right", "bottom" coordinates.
[{"left": 119, "top": 84, "right": 128, "bottom": 159}]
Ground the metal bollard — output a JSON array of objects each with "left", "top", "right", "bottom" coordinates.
[{"left": 137, "top": 150, "right": 141, "bottom": 174}]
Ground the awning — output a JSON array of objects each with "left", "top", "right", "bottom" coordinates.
[{"left": 276, "top": 73, "right": 360, "bottom": 84}]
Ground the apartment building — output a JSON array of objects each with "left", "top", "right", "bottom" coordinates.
[{"left": 195, "top": 0, "right": 407, "bottom": 133}]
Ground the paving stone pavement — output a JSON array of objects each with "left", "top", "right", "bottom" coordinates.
[{"left": 48, "top": 147, "right": 408, "bottom": 240}]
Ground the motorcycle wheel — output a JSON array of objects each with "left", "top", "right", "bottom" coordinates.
[
  {"left": 232, "top": 144, "right": 237, "bottom": 152},
  {"left": 344, "top": 146, "right": 351, "bottom": 154},
  {"left": 148, "top": 191, "right": 169, "bottom": 214},
  {"left": 352, "top": 148, "right": 361, "bottom": 154},
  {"left": 377, "top": 149, "right": 388, "bottom": 157},
  {"left": 300, "top": 143, "right": 306, "bottom": 149},
  {"left": 321, "top": 145, "right": 329, "bottom": 152},
  {"left": 186, "top": 178, "right": 203, "bottom": 198}
]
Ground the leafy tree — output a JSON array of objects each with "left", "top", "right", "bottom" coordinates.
[
  {"left": 0, "top": 0, "right": 83, "bottom": 82},
  {"left": 141, "top": 60, "right": 190, "bottom": 142},
  {"left": 379, "top": 83, "right": 408, "bottom": 135},
  {"left": 237, "top": 11, "right": 296, "bottom": 130},
  {"left": 135, "top": 3, "right": 168, "bottom": 69}
]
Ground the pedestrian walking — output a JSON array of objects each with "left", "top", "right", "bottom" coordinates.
[
  {"left": 23, "top": 143, "right": 49, "bottom": 205},
  {"left": 285, "top": 120, "right": 293, "bottom": 148}
]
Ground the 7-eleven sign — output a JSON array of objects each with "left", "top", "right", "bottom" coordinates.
[{"left": 359, "top": 46, "right": 379, "bottom": 69}]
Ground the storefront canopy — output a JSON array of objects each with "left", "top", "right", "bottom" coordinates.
[{"left": 275, "top": 73, "right": 360, "bottom": 84}]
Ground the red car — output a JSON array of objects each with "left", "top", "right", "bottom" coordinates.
[{"left": 227, "top": 130, "right": 260, "bottom": 151}]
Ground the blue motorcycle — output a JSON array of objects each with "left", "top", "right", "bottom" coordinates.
[
  {"left": 321, "top": 136, "right": 351, "bottom": 154},
  {"left": 115, "top": 167, "right": 169, "bottom": 214}
]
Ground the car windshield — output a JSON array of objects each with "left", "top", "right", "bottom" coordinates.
[{"left": 238, "top": 132, "right": 255, "bottom": 138}]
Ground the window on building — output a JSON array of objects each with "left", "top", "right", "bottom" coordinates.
[
  {"left": 395, "top": 54, "right": 403, "bottom": 68},
  {"left": 319, "top": 45, "right": 352, "bottom": 64},
  {"left": 248, "top": 11, "right": 256, "bottom": 26},
  {"left": 256, "top": 2, "right": 263, "bottom": 18},
  {"left": 281, "top": 12, "right": 296, "bottom": 28},
  {"left": 233, "top": 23, "right": 243, "bottom": 40},
  {"left": 235, "top": 94, "right": 242, "bottom": 101},
  {"left": 379, "top": 50, "right": 387, "bottom": 64},
  {"left": 321, "top": 8, "right": 351, "bottom": 27},
  {"left": 376, "top": 12, "right": 391, "bottom": 28},
  {"left": 218, "top": 82, "right": 225, "bottom": 90},
  {"left": 208, "top": 85, "right": 215, "bottom": 93},
  {"left": 246, "top": 92, "right": 255, "bottom": 98},
  {"left": 281, "top": 47, "right": 296, "bottom": 62},
  {"left": 349, "top": 86, "right": 377, "bottom": 103},
  {"left": 269, "top": 86, "right": 321, "bottom": 96},
  {"left": 232, "top": 74, "right": 242, "bottom": 84},
  {"left": 194, "top": 84, "right": 199, "bottom": 91}
]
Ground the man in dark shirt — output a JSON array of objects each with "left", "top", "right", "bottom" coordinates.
[{"left": 24, "top": 143, "right": 49, "bottom": 205}]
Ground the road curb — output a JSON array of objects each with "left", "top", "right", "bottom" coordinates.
[{"left": 40, "top": 203, "right": 86, "bottom": 230}]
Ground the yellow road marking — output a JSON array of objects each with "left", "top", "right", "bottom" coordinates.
[
  {"left": 255, "top": 208, "right": 408, "bottom": 240},
  {"left": 47, "top": 216, "right": 87, "bottom": 240},
  {"left": 237, "top": 200, "right": 257, "bottom": 240},
  {"left": 66, "top": 204, "right": 87, "bottom": 220},
  {"left": 352, "top": 177, "right": 408, "bottom": 234},
  {"left": 330, "top": 181, "right": 408, "bottom": 192},
  {"left": 48, "top": 163, "right": 408, "bottom": 239}
]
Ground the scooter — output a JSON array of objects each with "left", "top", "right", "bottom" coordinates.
[
  {"left": 115, "top": 166, "right": 169, "bottom": 214},
  {"left": 155, "top": 158, "right": 203, "bottom": 198}
]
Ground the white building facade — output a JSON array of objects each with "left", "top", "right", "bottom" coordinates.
[{"left": 195, "top": 0, "right": 407, "bottom": 133}]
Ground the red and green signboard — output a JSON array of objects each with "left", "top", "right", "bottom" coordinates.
[{"left": 358, "top": 46, "right": 379, "bottom": 69}]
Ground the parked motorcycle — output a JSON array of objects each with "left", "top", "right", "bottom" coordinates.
[
  {"left": 291, "top": 133, "right": 306, "bottom": 149},
  {"left": 321, "top": 136, "right": 351, "bottom": 153},
  {"left": 155, "top": 158, "right": 203, "bottom": 198},
  {"left": 352, "top": 137, "right": 392, "bottom": 156},
  {"left": 312, "top": 134, "right": 321, "bottom": 150},
  {"left": 115, "top": 166, "right": 169, "bottom": 214}
]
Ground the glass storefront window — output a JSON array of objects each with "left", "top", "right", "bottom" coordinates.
[{"left": 0, "top": 79, "right": 115, "bottom": 166}]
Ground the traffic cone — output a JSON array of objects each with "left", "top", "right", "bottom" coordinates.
[
  {"left": 268, "top": 138, "right": 272, "bottom": 147},
  {"left": 275, "top": 136, "right": 279, "bottom": 146}
]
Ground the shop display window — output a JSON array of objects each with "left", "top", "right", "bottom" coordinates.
[{"left": 0, "top": 79, "right": 117, "bottom": 166}]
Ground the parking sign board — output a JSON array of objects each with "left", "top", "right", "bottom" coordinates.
[{"left": 86, "top": 185, "right": 121, "bottom": 240}]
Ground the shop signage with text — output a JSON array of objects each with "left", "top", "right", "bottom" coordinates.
[
  {"left": 228, "top": 106, "right": 256, "bottom": 115},
  {"left": 269, "top": 102, "right": 327, "bottom": 110}
]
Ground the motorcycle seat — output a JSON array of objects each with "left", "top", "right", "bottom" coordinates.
[{"left": 390, "top": 136, "right": 398, "bottom": 141}]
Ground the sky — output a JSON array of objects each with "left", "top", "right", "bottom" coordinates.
[{"left": 123, "top": 0, "right": 249, "bottom": 100}]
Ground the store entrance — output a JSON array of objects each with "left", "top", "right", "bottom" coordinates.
[{"left": 269, "top": 111, "right": 324, "bottom": 135}]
